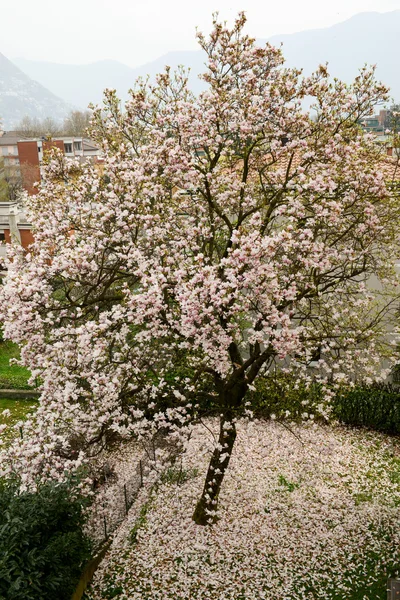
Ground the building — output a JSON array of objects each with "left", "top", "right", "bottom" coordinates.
[
  {"left": 0, "top": 201, "right": 32, "bottom": 265},
  {"left": 0, "top": 131, "right": 102, "bottom": 195},
  {"left": 0, "top": 131, "right": 22, "bottom": 196},
  {"left": 0, "top": 131, "right": 102, "bottom": 255},
  {"left": 360, "top": 109, "right": 388, "bottom": 134}
]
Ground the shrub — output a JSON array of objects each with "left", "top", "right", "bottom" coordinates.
[
  {"left": 249, "top": 375, "right": 400, "bottom": 436},
  {"left": 248, "top": 373, "right": 323, "bottom": 421},
  {"left": 333, "top": 383, "right": 400, "bottom": 434},
  {"left": 0, "top": 478, "right": 92, "bottom": 600},
  {"left": 160, "top": 466, "right": 199, "bottom": 486}
]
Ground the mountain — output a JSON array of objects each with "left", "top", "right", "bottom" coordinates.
[
  {"left": 13, "top": 51, "right": 208, "bottom": 109},
  {"left": 11, "top": 58, "right": 135, "bottom": 109},
  {"left": 266, "top": 11, "right": 400, "bottom": 99},
  {"left": 11, "top": 10, "right": 400, "bottom": 109},
  {"left": 0, "top": 53, "right": 71, "bottom": 129}
]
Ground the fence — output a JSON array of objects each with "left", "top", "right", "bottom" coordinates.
[
  {"left": 86, "top": 433, "right": 177, "bottom": 550},
  {"left": 72, "top": 448, "right": 155, "bottom": 600},
  {"left": 71, "top": 434, "right": 180, "bottom": 599},
  {"left": 87, "top": 456, "right": 148, "bottom": 550}
]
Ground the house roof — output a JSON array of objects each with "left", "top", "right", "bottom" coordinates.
[
  {"left": 0, "top": 131, "right": 22, "bottom": 146},
  {"left": 82, "top": 139, "right": 99, "bottom": 151},
  {"left": 0, "top": 132, "right": 100, "bottom": 152}
]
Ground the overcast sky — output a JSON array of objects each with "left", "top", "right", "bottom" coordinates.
[{"left": 3, "top": 0, "right": 400, "bottom": 67}]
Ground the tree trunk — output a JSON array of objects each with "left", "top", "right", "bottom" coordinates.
[{"left": 192, "top": 414, "right": 237, "bottom": 525}]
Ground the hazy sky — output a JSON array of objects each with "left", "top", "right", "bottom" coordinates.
[{"left": 3, "top": 0, "right": 400, "bottom": 67}]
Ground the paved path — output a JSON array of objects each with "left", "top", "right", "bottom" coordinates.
[{"left": 0, "top": 389, "right": 40, "bottom": 399}]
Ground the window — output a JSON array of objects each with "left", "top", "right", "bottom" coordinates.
[
  {"left": 73, "top": 141, "right": 82, "bottom": 151},
  {"left": 1, "top": 147, "right": 8, "bottom": 156},
  {"left": 64, "top": 143, "right": 73, "bottom": 153},
  {"left": 0, "top": 232, "right": 5, "bottom": 242}
]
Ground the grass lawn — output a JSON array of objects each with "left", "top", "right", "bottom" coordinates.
[
  {"left": 0, "top": 398, "right": 38, "bottom": 443},
  {"left": 0, "top": 341, "right": 32, "bottom": 389},
  {"left": 86, "top": 421, "right": 400, "bottom": 600}
]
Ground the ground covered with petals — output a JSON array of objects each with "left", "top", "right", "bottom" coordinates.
[{"left": 86, "top": 421, "right": 400, "bottom": 600}]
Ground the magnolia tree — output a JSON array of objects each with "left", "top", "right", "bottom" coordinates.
[{"left": 1, "top": 14, "right": 400, "bottom": 525}]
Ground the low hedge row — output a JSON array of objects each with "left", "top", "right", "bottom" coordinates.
[
  {"left": 332, "top": 383, "right": 400, "bottom": 434},
  {"left": 249, "top": 374, "right": 400, "bottom": 435}
]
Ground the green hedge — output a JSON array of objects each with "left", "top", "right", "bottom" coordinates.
[
  {"left": 333, "top": 383, "right": 400, "bottom": 434},
  {"left": 250, "top": 375, "right": 400, "bottom": 435},
  {"left": 248, "top": 373, "right": 323, "bottom": 421},
  {"left": 0, "top": 479, "right": 92, "bottom": 600}
]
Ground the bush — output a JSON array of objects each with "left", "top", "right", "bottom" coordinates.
[
  {"left": 0, "top": 478, "right": 93, "bottom": 600},
  {"left": 333, "top": 383, "right": 400, "bottom": 434},
  {"left": 248, "top": 373, "right": 323, "bottom": 421},
  {"left": 249, "top": 375, "right": 400, "bottom": 436}
]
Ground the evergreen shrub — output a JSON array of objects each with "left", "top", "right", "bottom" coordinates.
[{"left": 0, "top": 478, "right": 92, "bottom": 600}]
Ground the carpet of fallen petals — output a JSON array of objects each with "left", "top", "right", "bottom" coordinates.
[{"left": 85, "top": 421, "right": 400, "bottom": 600}]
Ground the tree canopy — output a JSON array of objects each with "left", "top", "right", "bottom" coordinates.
[
  {"left": 15, "top": 110, "right": 92, "bottom": 138},
  {"left": 1, "top": 14, "right": 400, "bottom": 524},
  {"left": 384, "top": 102, "right": 400, "bottom": 132}
]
